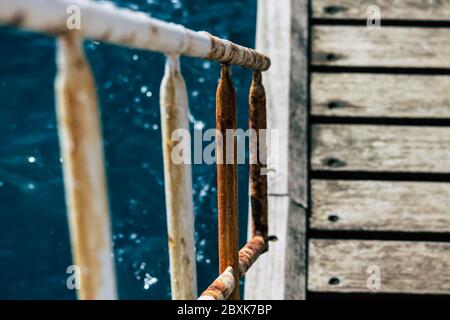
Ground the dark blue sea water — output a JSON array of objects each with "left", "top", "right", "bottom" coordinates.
[{"left": 0, "top": 0, "right": 256, "bottom": 299}]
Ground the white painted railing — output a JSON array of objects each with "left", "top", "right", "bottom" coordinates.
[
  {"left": 0, "top": 0, "right": 270, "bottom": 70},
  {"left": 0, "top": 0, "right": 270, "bottom": 300}
]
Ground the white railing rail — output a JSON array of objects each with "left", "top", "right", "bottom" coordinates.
[
  {"left": 0, "top": 0, "right": 270, "bottom": 70},
  {"left": 0, "top": 0, "right": 270, "bottom": 300}
]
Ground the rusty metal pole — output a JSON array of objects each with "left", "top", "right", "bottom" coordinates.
[
  {"left": 216, "top": 64, "right": 240, "bottom": 300},
  {"left": 249, "top": 71, "right": 268, "bottom": 245},
  {"left": 160, "top": 55, "right": 197, "bottom": 299},
  {"left": 55, "top": 32, "right": 117, "bottom": 300},
  {"left": 238, "top": 236, "right": 266, "bottom": 276},
  {"left": 198, "top": 267, "right": 235, "bottom": 300}
]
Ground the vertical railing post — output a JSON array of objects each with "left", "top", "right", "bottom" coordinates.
[
  {"left": 249, "top": 70, "right": 268, "bottom": 244},
  {"left": 216, "top": 64, "right": 240, "bottom": 300},
  {"left": 237, "top": 70, "right": 269, "bottom": 278},
  {"left": 55, "top": 32, "right": 117, "bottom": 300},
  {"left": 160, "top": 54, "right": 197, "bottom": 299}
]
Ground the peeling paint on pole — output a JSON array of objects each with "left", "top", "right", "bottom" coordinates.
[
  {"left": 160, "top": 55, "right": 197, "bottom": 300},
  {"left": 55, "top": 32, "right": 117, "bottom": 300}
]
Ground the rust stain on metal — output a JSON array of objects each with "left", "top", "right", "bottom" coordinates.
[
  {"left": 100, "top": 29, "right": 113, "bottom": 43},
  {"left": 238, "top": 236, "right": 266, "bottom": 276},
  {"left": 7, "top": 10, "right": 25, "bottom": 27},
  {"left": 4, "top": 8, "right": 67, "bottom": 35},
  {"left": 120, "top": 32, "right": 137, "bottom": 46},
  {"left": 55, "top": 32, "right": 116, "bottom": 300},
  {"left": 150, "top": 25, "right": 159, "bottom": 35},
  {"left": 201, "top": 69, "right": 269, "bottom": 301},
  {"left": 249, "top": 71, "right": 268, "bottom": 246},
  {"left": 182, "top": 31, "right": 196, "bottom": 58},
  {"left": 199, "top": 267, "right": 235, "bottom": 300},
  {"left": 216, "top": 64, "right": 240, "bottom": 300},
  {"left": 203, "top": 33, "right": 271, "bottom": 71}
]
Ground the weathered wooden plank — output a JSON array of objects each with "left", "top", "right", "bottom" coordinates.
[
  {"left": 312, "top": 73, "right": 450, "bottom": 118},
  {"left": 245, "top": 0, "right": 308, "bottom": 300},
  {"left": 313, "top": 0, "right": 450, "bottom": 20},
  {"left": 311, "top": 180, "right": 450, "bottom": 232},
  {"left": 308, "top": 239, "right": 450, "bottom": 294},
  {"left": 313, "top": 26, "right": 450, "bottom": 68},
  {"left": 312, "top": 124, "right": 450, "bottom": 173}
]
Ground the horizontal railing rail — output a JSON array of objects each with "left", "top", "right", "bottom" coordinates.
[
  {"left": 0, "top": 0, "right": 270, "bottom": 70},
  {"left": 0, "top": 0, "right": 271, "bottom": 300}
]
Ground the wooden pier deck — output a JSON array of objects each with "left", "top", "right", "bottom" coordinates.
[{"left": 246, "top": 0, "right": 450, "bottom": 299}]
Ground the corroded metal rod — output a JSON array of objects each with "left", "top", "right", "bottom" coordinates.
[
  {"left": 0, "top": 0, "right": 270, "bottom": 71},
  {"left": 238, "top": 236, "right": 266, "bottom": 277},
  {"left": 198, "top": 71, "right": 270, "bottom": 301},
  {"left": 249, "top": 71, "right": 268, "bottom": 245},
  {"left": 160, "top": 55, "right": 197, "bottom": 299},
  {"left": 55, "top": 32, "right": 117, "bottom": 300},
  {"left": 198, "top": 267, "right": 235, "bottom": 300},
  {"left": 216, "top": 65, "right": 240, "bottom": 300},
  {"left": 199, "top": 237, "right": 265, "bottom": 299},
  {"left": 202, "top": 33, "right": 270, "bottom": 71}
]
